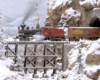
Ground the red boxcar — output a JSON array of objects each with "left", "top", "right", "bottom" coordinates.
[{"left": 42, "top": 27, "right": 65, "bottom": 40}]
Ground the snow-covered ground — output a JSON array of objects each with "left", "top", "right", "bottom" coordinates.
[
  {"left": 0, "top": 57, "right": 92, "bottom": 80},
  {"left": 1, "top": 0, "right": 100, "bottom": 79},
  {"left": 3, "top": 37, "right": 100, "bottom": 80}
]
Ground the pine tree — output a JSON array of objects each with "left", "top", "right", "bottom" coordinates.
[
  {"left": 34, "top": 3, "right": 41, "bottom": 29},
  {"left": 13, "top": 54, "right": 23, "bottom": 71},
  {"left": 77, "top": 46, "right": 83, "bottom": 74},
  {"left": 0, "top": 13, "right": 6, "bottom": 59}
]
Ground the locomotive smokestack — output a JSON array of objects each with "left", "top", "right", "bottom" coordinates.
[{"left": 20, "top": 24, "right": 26, "bottom": 30}]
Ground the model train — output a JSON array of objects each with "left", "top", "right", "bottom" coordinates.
[
  {"left": 16, "top": 24, "right": 100, "bottom": 41},
  {"left": 16, "top": 24, "right": 65, "bottom": 41}
]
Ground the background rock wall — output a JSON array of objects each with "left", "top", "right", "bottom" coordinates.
[{"left": 45, "top": 0, "right": 100, "bottom": 28}]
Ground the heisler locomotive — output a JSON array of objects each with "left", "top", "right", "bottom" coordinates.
[
  {"left": 16, "top": 24, "right": 41, "bottom": 41},
  {"left": 17, "top": 24, "right": 65, "bottom": 41}
]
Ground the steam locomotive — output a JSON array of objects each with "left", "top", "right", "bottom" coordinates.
[{"left": 16, "top": 24, "right": 65, "bottom": 41}]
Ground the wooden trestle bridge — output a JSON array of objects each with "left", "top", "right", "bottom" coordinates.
[{"left": 5, "top": 41, "right": 69, "bottom": 78}]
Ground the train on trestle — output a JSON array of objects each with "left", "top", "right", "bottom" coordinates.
[
  {"left": 16, "top": 24, "right": 65, "bottom": 41},
  {"left": 16, "top": 24, "right": 100, "bottom": 41}
]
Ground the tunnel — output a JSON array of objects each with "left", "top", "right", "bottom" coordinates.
[{"left": 89, "top": 17, "right": 100, "bottom": 27}]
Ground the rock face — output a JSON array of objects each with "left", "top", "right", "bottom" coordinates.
[
  {"left": 65, "top": 40, "right": 100, "bottom": 79},
  {"left": 45, "top": 0, "right": 100, "bottom": 27}
]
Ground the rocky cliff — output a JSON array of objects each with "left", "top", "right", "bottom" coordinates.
[{"left": 45, "top": 0, "right": 100, "bottom": 27}]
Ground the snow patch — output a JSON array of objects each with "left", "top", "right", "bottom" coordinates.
[
  {"left": 47, "top": 0, "right": 72, "bottom": 10},
  {"left": 64, "top": 8, "right": 81, "bottom": 21}
]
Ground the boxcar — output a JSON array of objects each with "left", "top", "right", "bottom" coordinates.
[{"left": 68, "top": 27, "right": 100, "bottom": 40}]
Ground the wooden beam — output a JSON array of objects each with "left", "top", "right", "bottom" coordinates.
[
  {"left": 27, "top": 58, "right": 36, "bottom": 67},
  {"left": 47, "top": 48, "right": 55, "bottom": 55},
  {"left": 45, "top": 58, "right": 55, "bottom": 67},
  {"left": 47, "top": 57, "right": 57, "bottom": 64},
  {"left": 28, "top": 48, "right": 36, "bottom": 55},
  {"left": 62, "top": 43, "right": 64, "bottom": 71},
  {"left": 7, "top": 41, "right": 69, "bottom": 44},
  {"left": 24, "top": 44, "right": 27, "bottom": 74},
  {"left": 27, "top": 57, "right": 37, "bottom": 64},
  {"left": 15, "top": 45, "right": 18, "bottom": 54},
  {"left": 24, "top": 57, "right": 27, "bottom": 74},
  {"left": 6, "top": 55, "right": 57, "bottom": 57},
  {"left": 14, "top": 45, "right": 18, "bottom": 63},
  {"left": 7, "top": 46, "right": 16, "bottom": 55},
  {"left": 34, "top": 45, "right": 37, "bottom": 53},
  {"left": 23, "top": 67, "right": 57, "bottom": 69}
]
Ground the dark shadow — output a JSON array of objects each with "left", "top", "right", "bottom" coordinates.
[{"left": 89, "top": 17, "right": 100, "bottom": 27}]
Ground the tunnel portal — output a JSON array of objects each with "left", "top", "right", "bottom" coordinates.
[{"left": 89, "top": 17, "right": 100, "bottom": 27}]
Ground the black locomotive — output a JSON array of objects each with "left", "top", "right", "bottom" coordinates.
[{"left": 16, "top": 24, "right": 41, "bottom": 41}]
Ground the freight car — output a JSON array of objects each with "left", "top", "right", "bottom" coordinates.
[
  {"left": 17, "top": 24, "right": 65, "bottom": 41},
  {"left": 42, "top": 27, "right": 65, "bottom": 40},
  {"left": 68, "top": 27, "right": 100, "bottom": 41}
]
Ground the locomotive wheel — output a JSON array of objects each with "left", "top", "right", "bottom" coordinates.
[
  {"left": 24, "top": 38, "right": 27, "bottom": 41},
  {"left": 61, "top": 39, "right": 64, "bottom": 41},
  {"left": 27, "top": 38, "right": 29, "bottom": 41},
  {"left": 69, "top": 37, "right": 73, "bottom": 41},
  {"left": 69, "top": 37, "right": 79, "bottom": 41},
  {"left": 89, "top": 37, "right": 99, "bottom": 40},
  {"left": 50, "top": 37, "right": 54, "bottom": 41},
  {"left": 74, "top": 37, "right": 80, "bottom": 41},
  {"left": 19, "top": 38, "right": 23, "bottom": 41},
  {"left": 21, "top": 38, "right": 23, "bottom": 41},
  {"left": 56, "top": 38, "right": 62, "bottom": 41}
]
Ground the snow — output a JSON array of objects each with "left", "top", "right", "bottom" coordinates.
[
  {"left": 79, "top": 0, "right": 96, "bottom": 7},
  {"left": 97, "top": 0, "right": 100, "bottom": 6},
  {"left": 1, "top": 38, "right": 100, "bottom": 80},
  {"left": 87, "top": 41, "right": 100, "bottom": 55},
  {"left": 5, "top": 37, "right": 17, "bottom": 41},
  {"left": 63, "top": 39, "right": 100, "bottom": 79},
  {"left": 0, "top": 58, "right": 23, "bottom": 80},
  {"left": 47, "top": 0, "right": 72, "bottom": 10},
  {"left": 0, "top": 57, "right": 92, "bottom": 80},
  {"left": 64, "top": 7, "right": 81, "bottom": 21},
  {"left": 1, "top": 0, "right": 100, "bottom": 78}
]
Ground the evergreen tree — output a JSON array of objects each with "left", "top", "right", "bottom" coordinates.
[
  {"left": 34, "top": 3, "right": 41, "bottom": 29},
  {"left": 0, "top": 13, "right": 6, "bottom": 58}
]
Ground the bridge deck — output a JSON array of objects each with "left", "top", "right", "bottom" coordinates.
[{"left": 7, "top": 41, "right": 69, "bottom": 44}]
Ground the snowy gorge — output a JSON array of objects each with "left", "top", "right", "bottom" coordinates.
[{"left": 1, "top": 0, "right": 100, "bottom": 80}]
